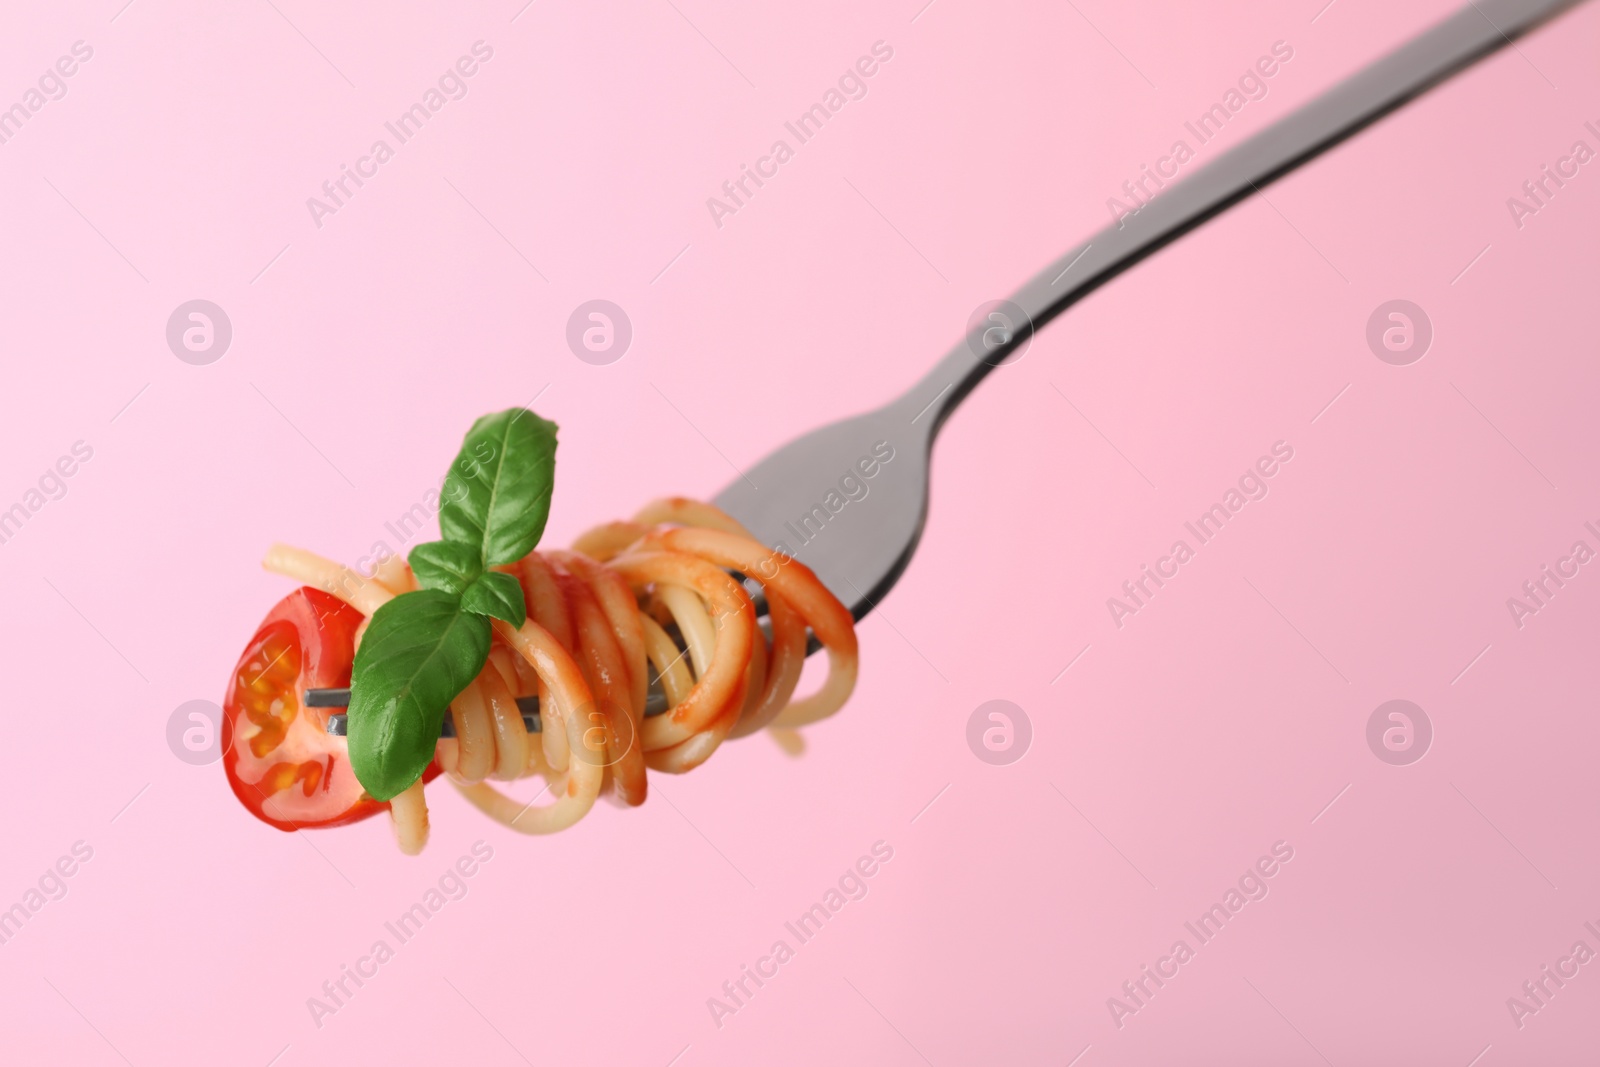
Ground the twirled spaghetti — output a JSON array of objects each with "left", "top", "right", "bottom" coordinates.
[{"left": 246, "top": 498, "right": 857, "bottom": 854}]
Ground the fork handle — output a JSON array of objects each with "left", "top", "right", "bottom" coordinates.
[{"left": 899, "top": 0, "right": 1580, "bottom": 434}]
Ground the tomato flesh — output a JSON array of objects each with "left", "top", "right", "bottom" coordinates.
[{"left": 223, "top": 587, "right": 438, "bottom": 830}]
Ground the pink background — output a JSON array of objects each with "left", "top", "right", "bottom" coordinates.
[{"left": 1, "top": 0, "right": 1597, "bottom": 1063}]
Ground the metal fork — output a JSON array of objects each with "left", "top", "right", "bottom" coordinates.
[
  {"left": 716, "top": 0, "right": 1580, "bottom": 615},
  {"left": 316, "top": 0, "right": 1578, "bottom": 733}
]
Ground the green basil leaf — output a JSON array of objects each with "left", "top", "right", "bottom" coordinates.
[
  {"left": 347, "top": 589, "right": 491, "bottom": 801},
  {"left": 459, "top": 570, "right": 527, "bottom": 628},
  {"left": 408, "top": 540, "right": 483, "bottom": 595},
  {"left": 438, "top": 408, "right": 558, "bottom": 567}
]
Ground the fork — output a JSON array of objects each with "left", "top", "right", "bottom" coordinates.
[
  {"left": 717, "top": 0, "right": 1580, "bottom": 614},
  {"left": 316, "top": 0, "right": 1579, "bottom": 733}
]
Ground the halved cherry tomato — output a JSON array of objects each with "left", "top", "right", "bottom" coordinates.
[{"left": 222, "top": 587, "right": 439, "bottom": 830}]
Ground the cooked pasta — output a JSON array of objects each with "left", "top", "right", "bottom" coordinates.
[{"left": 250, "top": 498, "right": 858, "bottom": 854}]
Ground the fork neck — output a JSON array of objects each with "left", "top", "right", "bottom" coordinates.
[{"left": 892, "top": 326, "right": 1027, "bottom": 442}]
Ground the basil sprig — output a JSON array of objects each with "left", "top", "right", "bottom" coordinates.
[{"left": 346, "top": 409, "right": 557, "bottom": 800}]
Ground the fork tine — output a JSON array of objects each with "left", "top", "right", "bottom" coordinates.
[
  {"left": 311, "top": 682, "right": 676, "bottom": 736},
  {"left": 319, "top": 696, "right": 545, "bottom": 737}
]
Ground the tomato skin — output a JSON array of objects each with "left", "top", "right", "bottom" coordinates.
[{"left": 222, "top": 587, "right": 439, "bottom": 831}]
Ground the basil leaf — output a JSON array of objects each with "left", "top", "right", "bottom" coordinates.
[
  {"left": 438, "top": 409, "right": 558, "bottom": 567},
  {"left": 408, "top": 540, "right": 483, "bottom": 595},
  {"left": 459, "top": 571, "right": 527, "bottom": 628},
  {"left": 347, "top": 589, "right": 491, "bottom": 801}
]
